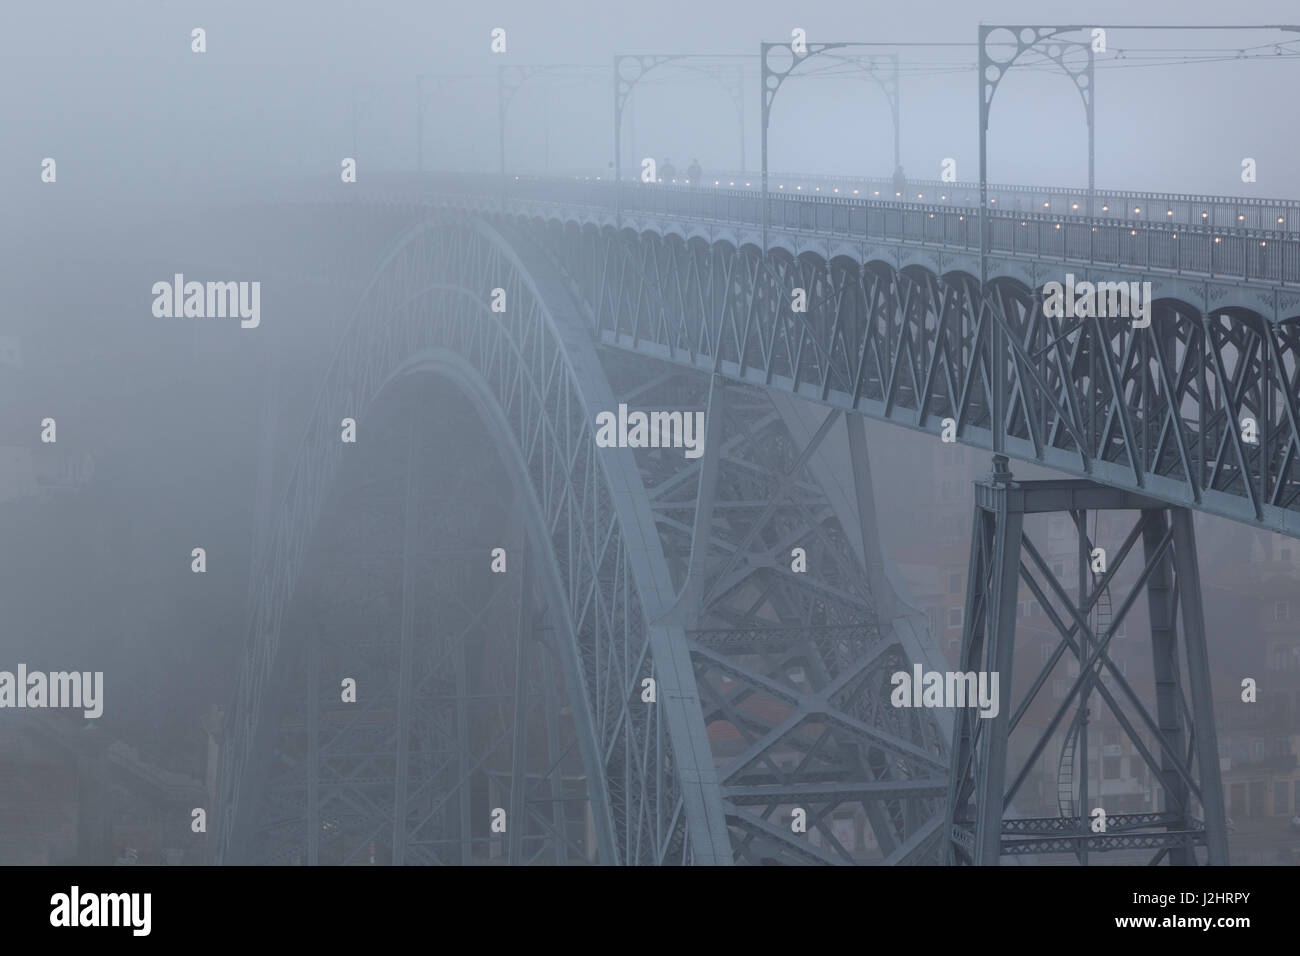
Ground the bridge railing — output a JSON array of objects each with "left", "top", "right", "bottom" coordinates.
[
  {"left": 559, "top": 168, "right": 1300, "bottom": 231},
  {"left": 494, "top": 175, "right": 1300, "bottom": 285}
]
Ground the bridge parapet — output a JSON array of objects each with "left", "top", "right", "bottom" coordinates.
[
  {"left": 554, "top": 168, "right": 1300, "bottom": 231},
  {"left": 359, "top": 173, "right": 1300, "bottom": 289}
]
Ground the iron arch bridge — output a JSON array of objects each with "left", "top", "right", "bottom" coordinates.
[
  {"left": 218, "top": 213, "right": 952, "bottom": 866},
  {"left": 219, "top": 165, "right": 1300, "bottom": 865},
  {"left": 412, "top": 174, "right": 1300, "bottom": 537}
]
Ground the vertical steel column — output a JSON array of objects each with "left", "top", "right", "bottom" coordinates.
[
  {"left": 972, "top": 480, "right": 1023, "bottom": 864},
  {"left": 1170, "top": 509, "right": 1229, "bottom": 865},
  {"left": 613, "top": 56, "right": 622, "bottom": 221},
  {"left": 977, "top": 27, "right": 991, "bottom": 292},
  {"left": 671, "top": 375, "right": 725, "bottom": 619},
  {"left": 846, "top": 413, "right": 911, "bottom": 857},
  {"left": 1085, "top": 44, "right": 1096, "bottom": 207},
  {"left": 890, "top": 55, "right": 901, "bottom": 173},
  {"left": 737, "top": 62, "right": 746, "bottom": 171},
  {"left": 1076, "top": 509, "right": 1091, "bottom": 866},
  {"left": 946, "top": 505, "right": 991, "bottom": 864},
  {"left": 1142, "top": 509, "right": 1191, "bottom": 863},
  {"left": 977, "top": 27, "right": 1096, "bottom": 455},
  {"left": 846, "top": 414, "right": 902, "bottom": 623},
  {"left": 949, "top": 479, "right": 1227, "bottom": 864},
  {"left": 977, "top": 29, "right": 1000, "bottom": 454},
  {"left": 760, "top": 43, "right": 772, "bottom": 250}
]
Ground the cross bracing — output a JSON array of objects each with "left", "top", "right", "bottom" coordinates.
[
  {"left": 219, "top": 211, "right": 950, "bottom": 864},
  {"left": 221, "top": 159, "right": 1289, "bottom": 863},
  {"left": 294, "top": 173, "right": 1300, "bottom": 535}
]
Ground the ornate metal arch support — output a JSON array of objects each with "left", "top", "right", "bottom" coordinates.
[
  {"left": 220, "top": 216, "right": 735, "bottom": 864},
  {"left": 760, "top": 41, "right": 901, "bottom": 247},
  {"left": 977, "top": 26, "right": 1094, "bottom": 456},
  {"left": 771, "top": 395, "right": 955, "bottom": 726},
  {"left": 978, "top": 25, "right": 1095, "bottom": 209},
  {"left": 534, "top": 217, "right": 1300, "bottom": 534}
]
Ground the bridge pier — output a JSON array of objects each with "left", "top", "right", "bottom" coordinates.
[{"left": 946, "top": 465, "right": 1228, "bottom": 865}]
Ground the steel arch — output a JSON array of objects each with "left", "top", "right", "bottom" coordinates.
[
  {"left": 247, "top": 403, "right": 585, "bottom": 866},
  {"left": 219, "top": 213, "right": 748, "bottom": 864},
  {"left": 220, "top": 209, "right": 950, "bottom": 864}
]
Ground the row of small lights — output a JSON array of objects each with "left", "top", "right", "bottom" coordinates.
[
  {"left": 565, "top": 174, "right": 1282, "bottom": 245},
  {"left": 671, "top": 180, "right": 1289, "bottom": 226},
  {"left": 570, "top": 175, "right": 1289, "bottom": 221}
]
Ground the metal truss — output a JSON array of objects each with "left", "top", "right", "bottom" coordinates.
[
  {"left": 945, "top": 474, "right": 1227, "bottom": 865},
  {"left": 594, "top": 354, "right": 950, "bottom": 863},
  {"left": 219, "top": 207, "right": 948, "bottom": 864},
  {"left": 222, "top": 213, "right": 730, "bottom": 864},
  {"left": 248, "top": 389, "right": 590, "bottom": 865},
  {"left": 501, "top": 169, "right": 1300, "bottom": 232},
  {"left": 522, "top": 217, "right": 1300, "bottom": 535},
  {"left": 995, "top": 813, "right": 1206, "bottom": 856}
]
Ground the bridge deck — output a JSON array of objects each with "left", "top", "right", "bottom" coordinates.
[{"left": 374, "top": 172, "right": 1300, "bottom": 288}]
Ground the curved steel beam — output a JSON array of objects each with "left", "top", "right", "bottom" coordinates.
[{"left": 220, "top": 215, "right": 733, "bottom": 864}]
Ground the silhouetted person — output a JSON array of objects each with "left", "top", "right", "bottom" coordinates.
[
  {"left": 892, "top": 164, "right": 907, "bottom": 197},
  {"left": 687, "top": 158, "right": 702, "bottom": 184},
  {"left": 661, "top": 158, "right": 676, "bottom": 182}
]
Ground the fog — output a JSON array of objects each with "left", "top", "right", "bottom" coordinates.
[
  {"left": 3, "top": 0, "right": 1298, "bottom": 200},
  {"left": 1, "top": 0, "right": 1296, "bottom": 866}
]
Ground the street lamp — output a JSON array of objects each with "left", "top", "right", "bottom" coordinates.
[
  {"left": 499, "top": 64, "right": 606, "bottom": 202},
  {"left": 977, "top": 23, "right": 1300, "bottom": 460},
  {"left": 759, "top": 43, "right": 903, "bottom": 249},
  {"left": 613, "top": 54, "right": 753, "bottom": 220}
]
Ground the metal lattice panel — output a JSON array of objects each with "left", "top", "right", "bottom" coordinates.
[
  {"left": 522, "top": 218, "right": 1300, "bottom": 535},
  {"left": 247, "top": 187, "right": 1300, "bottom": 537},
  {"left": 945, "top": 479, "right": 1227, "bottom": 865},
  {"left": 591, "top": 351, "right": 950, "bottom": 863},
  {"left": 220, "top": 214, "right": 733, "bottom": 864},
  {"left": 220, "top": 210, "right": 950, "bottom": 864},
  {"left": 246, "top": 395, "right": 593, "bottom": 866}
]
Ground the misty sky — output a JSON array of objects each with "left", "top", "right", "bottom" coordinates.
[
  {"left": 2, "top": 0, "right": 1298, "bottom": 202},
  {"left": 0, "top": 1, "right": 1293, "bottom": 860}
]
